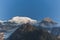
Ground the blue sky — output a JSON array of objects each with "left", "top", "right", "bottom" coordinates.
[{"left": 0, "top": 0, "right": 60, "bottom": 23}]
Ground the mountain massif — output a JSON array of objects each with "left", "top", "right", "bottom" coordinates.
[{"left": 0, "top": 17, "right": 59, "bottom": 40}]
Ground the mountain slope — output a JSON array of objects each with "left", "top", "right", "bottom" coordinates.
[{"left": 7, "top": 23, "right": 58, "bottom": 40}]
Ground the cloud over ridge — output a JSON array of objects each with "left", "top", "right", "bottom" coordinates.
[{"left": 8, "top": 16, "right": 37, "bottom": 24}]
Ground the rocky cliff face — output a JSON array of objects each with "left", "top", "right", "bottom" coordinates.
[{"left": 7, "top": 23, "right": 58, "bottom": 40}]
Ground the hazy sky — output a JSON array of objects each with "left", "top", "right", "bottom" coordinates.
[{"left": 0, "top": 0, "right": 60, "bottom": 23}]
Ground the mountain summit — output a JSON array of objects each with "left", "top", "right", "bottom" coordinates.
[{"left": 39, "top": 17, "right": 57, "bottom": 27}]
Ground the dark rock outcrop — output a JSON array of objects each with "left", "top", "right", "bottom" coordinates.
[{"left": 7, "top": 23, "right": 58, "bottom": 40}]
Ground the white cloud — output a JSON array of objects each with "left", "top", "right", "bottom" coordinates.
[
  {"left": 0, "top": 20, "right": 5, "bottom": 23},
  {"left": 8, "top": 16, "right": 37, "bottom": 24}
]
